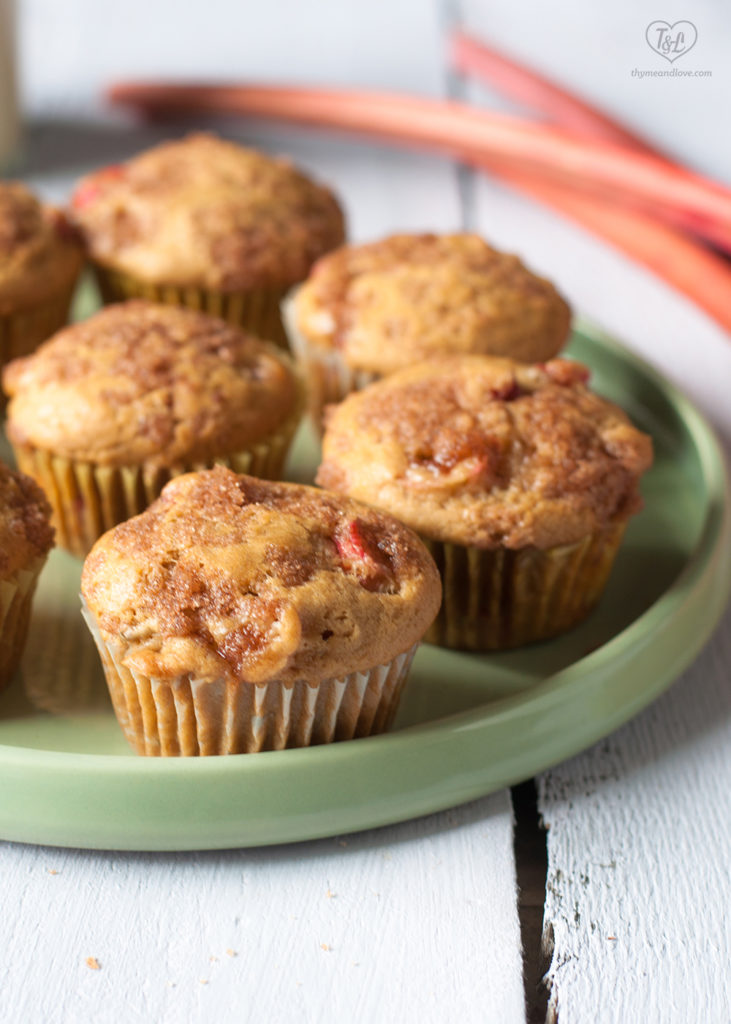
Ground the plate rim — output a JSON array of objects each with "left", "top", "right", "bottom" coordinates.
[{"left": 1, "top": 323, "right": 729, "bottom": 848}]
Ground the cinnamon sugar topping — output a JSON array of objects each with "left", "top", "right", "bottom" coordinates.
[
  {"left": 317, "top": 356, "right": 653, "bottom": 550},
  {"left": 71, "top": 134, "right": 346, "bottom": 291},
  {"left": 294, "top": 232, "right": 571, "bottom": 373},
  {"left": 81, "top": 468, "right": 441, "bottom": 684},
  {"left": 3, "top": 301, "right": 302, "bottom": 466}
]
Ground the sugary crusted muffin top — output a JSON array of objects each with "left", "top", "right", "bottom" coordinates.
[
  {"left": 81, "top": 467, "right": 441, "bottom": 684},
  {"left": 3, "top": 301, "right": 302, "bottom": 466},
  {"left": 317, "top": 356, "right": 653, "bottom": 549},
  {"left": 293, "top": 233, "right": 571, "bottom": 372},
  {"left": 0, "top": 460, "right": 54, "bottom": 577},
  {"left": 0, "top": 182, "right": 84, "bottom": 312},
  {"left": 70, "top": 134, "right": 346, "bottom": 291}
]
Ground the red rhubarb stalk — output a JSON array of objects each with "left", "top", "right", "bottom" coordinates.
[
  {"left": 449, "top": 32, "right": 731, "bottom": 251},
  {"left": 450, "top": 31, "right": 658, "bottom": 155},
  {"left": 488, "top": 165, "right": 731, "bottom": 333}
]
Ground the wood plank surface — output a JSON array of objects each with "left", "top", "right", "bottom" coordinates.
[
  {"left": 538, "top": 617, "right": 731, "bottom": 1023},
  {"left": 0, "top": 794, "right": 525, "bottom": 1024}
]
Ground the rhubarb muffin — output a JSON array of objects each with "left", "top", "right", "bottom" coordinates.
[
  {"left": 317, "top": 356, "right": 653, "bottom": 650},
  {"left": 80, "top": 467, "right": 441, "bottom": 756},
  {"left": 70, "top": 133, "right": 346, "bottom": 346},
  {"left": 0, "top": 182, "right": 84, "bottom": 368},
  {"left": 3, "top": 301, "right": 303, "bottom": 558},
  {"left": 0, "top": 461, "right": 54, "bottom": 692},
  {"left": 284, "top": 232, "right": 571, "bottom": 425}
]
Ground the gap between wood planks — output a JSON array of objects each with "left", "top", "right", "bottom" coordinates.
[{"left": 511, "top": 780, "right": 552, "bottom": 1024}]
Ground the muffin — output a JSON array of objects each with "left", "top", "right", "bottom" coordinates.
[
  {"left": 0, "top": 461, "right": 54, "bottom": 692},
  {"left": 0, "top": 182, "right": 84, "bottom": 368},
  {"left": 284, "top": 232, "right": 571, "bottom": 426},
  {"left": 317, "top": 356, "right": 653, "bottom": 650},
  {"left": 80, "top": 467, "right": 441, "bottom": 756},
  {"left": 3, "top": 301, "right": 303, "bottom": 558},
  {"left": 70, "top": 134, "right": 346, "bottom": 347}
]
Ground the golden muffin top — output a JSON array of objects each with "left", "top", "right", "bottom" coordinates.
[
  {"left": 293, "top": 232, "right": 571, "bottom": 373},
  {"left": 0, "top": 460, "right": 54, "bottom": 576},
  {"left": 70, "top": 134, "right": 346, "bottom": 291},
  {"left": 0, "top": 182, "right": 84, "bottom": 313},
  {"left": 81, "top": 467, "right": 441, "bottom": 684},
  {"left": 3, "top": 301, "right": 302, "bottom": 466},
  {"left": 317, "top": 356, "right": 653, "bottom": 550}
]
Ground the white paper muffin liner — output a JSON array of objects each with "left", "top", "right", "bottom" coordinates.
[
  {"left": 0, "top": 287, "right": 77, "bottom": 373},
  {"left": 81, "top": 599, "right": 418, "bottom": 756},
  {"left": 423, "top": 523, "right": 627, "bottom": 650},
  {"left": 10, "top": 409, "right": 301, "bottom": 559},
  {"left": 282, "top": 288, "right": 379, "bottom": 431},
  {"left": 93, "top": 264, "right": 290, "bottom": 348},
  {"left": 0, "top": 556, "right": 48, "bottom": 691}
]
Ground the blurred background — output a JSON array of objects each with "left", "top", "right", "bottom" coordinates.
[{"left": 4, "top": 0, "right": 729, "bottom": 180}]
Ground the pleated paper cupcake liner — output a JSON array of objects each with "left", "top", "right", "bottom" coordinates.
[
  {"left": 282, "top": 290, "right": 379, "bottom": 431},
  {"left": 423, "top": 523, "right": 627, "bottom": 650},
  {"left": 0, "top": 286, "right": 77, "bottom": 367},
  {"left": 0, "top": 556, "right": 48, "bottom": 692},
  {"left": 10, "top": 412, "right": 301, "bottom": 559},
  {"left": 92, "top": 264, "right": 290, "bottom": 348},
  {"left": 81, "top": 601, "right": 417, "bottom": 756}
]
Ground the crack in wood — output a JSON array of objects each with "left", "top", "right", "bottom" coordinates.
[{"left": 512, "top": 780, "right": 553, "bottom": 1024}]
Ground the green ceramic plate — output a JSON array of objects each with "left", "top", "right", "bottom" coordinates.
[{"left": 0, "top": 322, "right": 729, "bottom": 851}]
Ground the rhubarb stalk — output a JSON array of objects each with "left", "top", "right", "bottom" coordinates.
[
  {"left": 486, "top": 165, "right": 731, "bottom": 333},
  {"left": 450, "top": 31, "right": 658, "bottom": 155},
  {"left": 450, "top": 31, "right": 731, "bottom": 252}
]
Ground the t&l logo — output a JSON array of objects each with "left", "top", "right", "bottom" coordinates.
[{"left": 645, "top": 20, "right": 698, "bottom": 62}]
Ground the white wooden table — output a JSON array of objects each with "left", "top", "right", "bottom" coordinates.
[{"left": 2, "top": 3, "right": 730, "bottom": 1021}]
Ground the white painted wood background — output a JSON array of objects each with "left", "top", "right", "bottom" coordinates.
[{"left": 1, "top": 2, "right": 729, "bottom": 1022}]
